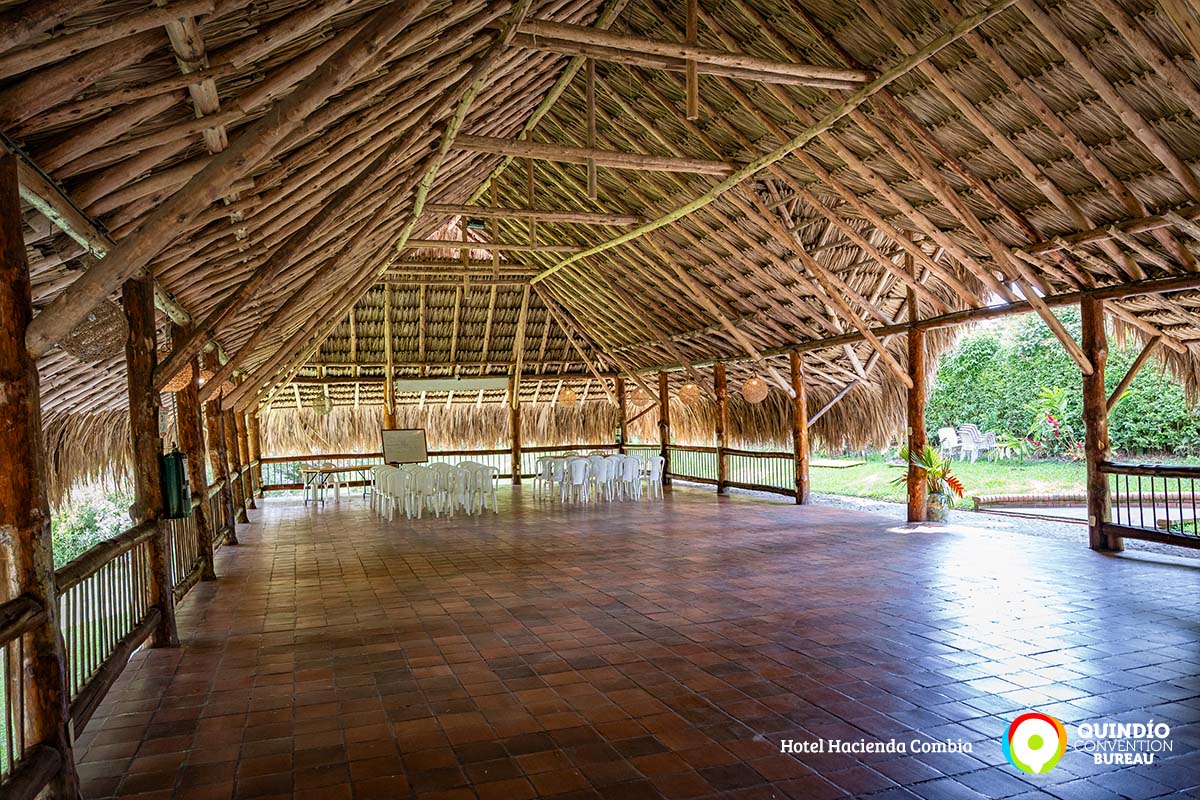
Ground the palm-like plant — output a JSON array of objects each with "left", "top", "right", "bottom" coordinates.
[{"left": 891, "top": 444, "right": 965, "bottom": 500}]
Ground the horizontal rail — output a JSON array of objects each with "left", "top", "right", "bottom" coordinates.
[
  {"left": 0, "top": 745, "right": 61, "bottom": 800},
  {"left": 1101, "top": 522, "right": 1200, "bottom": 550},
  {"left": 0, "top": 596, "right": 46, "bottom": 646},
  {"left": 69, "top": 609, "right": 160, "bottom": 732},
  {"left": 206, "top": 479, "right": 225, "bottom": 499},
  {"left": 55, "top": 521, "right": 155, "bottom": 594},
  {"left": 1099, "top": 461, "right": 1200, "bottom": 479}
]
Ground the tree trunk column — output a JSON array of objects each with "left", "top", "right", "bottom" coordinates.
[
  {"left": 1082, "top": 296, "right": 1120, "bottom": 551},
  {"left": 906, "top": 326, "right": 928, "bottom": 522},
  {"left": 714, "top": 363, "right": 728, "bottom": 495},
  {"left": 658, "top": 371, "right": 671, "bottom": 487},
  {"left": 122, "top": 275, "right": 179, "bottom": 648},
  {"left": 171, "top": 326, "right": 216, "bottom": 582},
  {"left": 247, "top": 411, "right": 264, "bottom": 497},
  {"left": 202, "top": 358, "right": 238, "bottom": 545},
  {"left": 790, "top": 351, "right": 810, "bottom": 505},
  {"left": 509, "top": 376, "right": 521, "bottom": 485},
  {"left": 235, "top": 412, "right": 255, "bottom": 510},
  {"left": 0, "top": 154, "right": 80, "bottom": 799},
  {"left": 223, "top": 406, "right": 248, "bottom": 524},
  {"left": 616, "top": 377, "right": 627, "bottom": 454}
]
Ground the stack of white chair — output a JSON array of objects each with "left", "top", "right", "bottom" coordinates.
[
  {"left": 561, "top": 457, "right": 591, "bottom": 504},
  {"left": 643, "top": 456, "right": 666, "bottom": 499}
]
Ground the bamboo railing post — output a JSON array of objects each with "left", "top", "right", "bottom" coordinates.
[
  {"left": 789, "top": 351, "right": 810, "bottom": 504},
  {"left": 0, "top": 153, "right": 80, "bottom": 799},
  {"left": 171, "top": 325, "right": 216, "bottom": 582},
  {"left": 202, "top": 352, "right": 238, "bottom": 545},
  {"left": 223, "top": 405, "right": 248, "bottom": 524},
  {"left": 247, "top": 410, "right": 264, "bottom": 497},
  {"left": 714, "top": 363, "right": 728, "bottom": 495},
  {"left": 509, "top": 375, "right": 521, "bottom": 485},
  {"left": 616, "top": 376, "right": 627, "bottom": 453},
  {"left": 1082, "top": 296, "right": 1120, "bottom": 551},
  {"left": 905, "top": 245, "right": 928, "bottom": 522},
  {"left": 658, "top": 370, "right": 671, "bottom": 486},
  {"left": 122, "top": 275, "right": 179, "bottom": 648},
  {"left": 235, "top": 412, "right": 255, "bottom": 510}
]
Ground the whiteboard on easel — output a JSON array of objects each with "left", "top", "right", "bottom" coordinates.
[{"left": 381, "top": 429, "right": 428, "bottom": 465}]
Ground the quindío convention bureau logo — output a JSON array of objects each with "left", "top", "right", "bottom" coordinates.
[{"left": 1003, "top": 713, "right": 1068, "bottom": 775}]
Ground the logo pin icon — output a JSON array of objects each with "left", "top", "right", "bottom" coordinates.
[{"left": 1004, "top": 712, "right": 1067, "bottom": 774}]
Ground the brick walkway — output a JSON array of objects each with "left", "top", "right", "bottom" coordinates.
[{"left": 75, "top": 487, "right": 1200, "bottom": 799}]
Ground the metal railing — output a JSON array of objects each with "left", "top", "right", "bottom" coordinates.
[
  {"left": 667, "top": 445, "right": 720, "bottom": 485},
  {"left": 1101, "top": 462, "right": 1200, "bottom": 549},
  {"left": 724, "top": 448, "right": 795, "bottom": 496}
]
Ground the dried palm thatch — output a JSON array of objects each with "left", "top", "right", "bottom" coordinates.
[{"left": 10, "top": 0, "right": 1200, "bottom": 502}]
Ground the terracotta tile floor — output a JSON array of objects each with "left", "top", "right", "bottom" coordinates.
[{"left": 75, "top": 486, "right": 1200, "bottom": 799}]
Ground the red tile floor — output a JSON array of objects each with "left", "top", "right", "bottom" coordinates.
[{"left": 75, "top": 486, "right": 1199, "bottom": 799}]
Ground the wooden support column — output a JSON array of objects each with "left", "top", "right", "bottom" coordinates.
[
  {"left": 714, "top": 363, "right": 728, "bottom": 494},
  {"left": 202, "top": 356, "right": 237, "bottom": 545},
  {"left": 235, "top": 412, "right": 255, "bottom": 510},
  {"left": 223, "top": 405, "right": 248, "bottom": 524},
  {"left": 383, "top": 285, "right": 396, "bottom": 428},
  {"left": 790, "top": 351, "right": 810, "bottom": 504},
  {"left": 247, "top": 410, "right": 264, "bottom": 497},
  {"left": 658, "top": 370, "right": 671, "bottom": 486},
  {"left": 906, "top": 246, "right": 928, "bottom": 522},
  {"left": 1082, "top": 296, "right": 1121, "bottom": 551},
  {"left": 509, "top": 375, "right": 521, "bottom": 485},
  {"left": 122, "top": 275, "right": 179, "bottom": 648},
  {"left": 171, "top": 325, "right": 216, "bottom": 582},
  {"left": 0, "top": 153, "right": 80, "bottom": 799},
  {"left": 616, "top": 376, "right": 627, "bottom": 453}
]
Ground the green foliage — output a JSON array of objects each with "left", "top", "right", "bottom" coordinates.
[
  {"left": 50, "top": 485, "right": 135, "bottom": 567},
  {"left": 927, "top": 310, "right": 1200, "bottom": 456},
  {"left": 811, "top": 455, "right": 1085, "bottom": 502},
  {"left": 890, "top": 444, "right": 965, "bottom": 501}
]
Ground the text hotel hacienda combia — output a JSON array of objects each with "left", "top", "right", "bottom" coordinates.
[{"left": 780, "top": 738, "right": 972, "bottom": 755}]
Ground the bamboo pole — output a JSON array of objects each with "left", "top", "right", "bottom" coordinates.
[
  {"left": 1107, "top": 335, "right": 1161, "bottom": 412},
  {"left": 428, "top": 203, "right": 645, "bottom": 225},
  {"left": 171, "top": 324, "right": 217, "bottom": 582},
  {"left": 790, "top": 350, "right": 809, "bottom": 505},
  {"left": 714, "top": 363, "right": 728, "bottom": 495},
  {"left": 122, "top": 275, "right": 179, "bottom": 648},
  {"left": 1081, "top": 296, "right": 1119, "bottom": 551},
  {"left": 0, "top": 153, "right": 80, "bottom": 800}
]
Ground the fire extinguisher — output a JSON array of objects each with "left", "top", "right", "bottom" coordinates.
[{"left": 160, "top": 444, "right": 192, "bottom": 519}]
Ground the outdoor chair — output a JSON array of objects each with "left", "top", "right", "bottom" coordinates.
[
  {"left": 937, "top": 427, "right": 960, "bottom": 460},
  {"left": 643, "top": 456, "right": 666, "bottom": 499}
]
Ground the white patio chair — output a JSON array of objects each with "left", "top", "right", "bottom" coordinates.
[
  {"left": 450, "top": 465, "right": 476, "bottom": 516},
  {"left": 588, "top": 455, "right": 610, "bottom": 501},
  {"left": 320, "top": 461, "right": 346, "bottom": 501},
  {"left": 409, "top": 466, "right": 441, "bottom": 518},
  {"left": 369, "top": 465, "right": 387, "bottom": 514},
  {"left": 618, "top": 455, "right": 642, "bottom": 500},
  {"left": 562, "top": 458, "right": 591, "bottom": 504},
  {"left": 604, "top": 455, "right": 625, "bottom": 500},
  {"left": 478, "top": 466, "right": 500, "bottom": 513},
  {"left": 957, "top": 425, "right": 984, "bottom": 462},
  {"left": 936, "top": 427, "right": 960, "bottom": 460},
  {"left": 643, "top": 456, "right": 666, "bottom": 499},
  {"left": 533, "top": 457, "right": 555, "bottom": 500}
]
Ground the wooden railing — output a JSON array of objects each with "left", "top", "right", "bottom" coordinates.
[
  {"left": 1100, "top": 461, "right": 1200, "bottom": 549},
  {"left": 0, "top": 475, "right": 234, "bottom": 800}
]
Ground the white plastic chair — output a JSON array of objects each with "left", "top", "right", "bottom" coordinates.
[
  {"left": 378, "top": 467, "right": 403, "bottom": 521},
  {"left": 604, "top": 455, "right": 625, "bottom": 500},
  {"left": 562, "top": 458, "right": 591, "bottom": 504},
  {"left": 533, "top": 458, "right": 555, "bottom": 500},
  {"left": 478, "top": 466, "right": 499, "bottom": 513},
  {"left": 320, "top": 461, "right": 346, "bottom": 501},
  {"left": 430, "top": 463, "right": 458, "bottom": 512},
  {"left": 369, "top": 465, "right": 387, "bottom": 513},
  {"left": 409, "top": 466, "right": 441, "bottom": 518},
  {"left": 643, "top": 456, "right": 665, "bottom": 499},
  {"left": 587, "top": 455, "right": 609, "bottom": 501},
  {"left": 937, "top": 427, "right": 960, "bottom": 460},
  {"left": 619, "top": 456, "right": 642, "bottom": 500}
]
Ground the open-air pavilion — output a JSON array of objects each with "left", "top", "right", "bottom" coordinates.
[{"left": 1, "top": 0, "right": 1200, "bottom": 797}]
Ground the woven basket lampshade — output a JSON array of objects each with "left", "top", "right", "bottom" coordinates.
[
  {"left": 741, "top": 376, "right": 769, "bottom": 404},
  {"left": 161, "top": 368, "right": 193, "bottom": 393},
  {"left": 558, "top": 387, "right": 578, "bottom": 407},
  {"left": 678, "top": 382, "right": 701, "bottom": 405},
  {"left": 61, "top": 300, "right": 127, "bottom": 362},
  {"left": 630, "top": 387, "right": 650, "bottom": 406}
]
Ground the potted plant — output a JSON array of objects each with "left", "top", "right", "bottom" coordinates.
[{"left": 891, "top": 444, "right": 965, "bottom": 522}]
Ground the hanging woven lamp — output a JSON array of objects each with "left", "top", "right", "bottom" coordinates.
[
  {"left": 678, "top": 382, "right": 701, "bottom": 405},
  {"left": 741, "top": 376, "right": 769, "bottom": 404},
  {"left": 161, "top": 368, "right": 193, "bottom": 393},
  {"left": 558, "top": 387, "right": 578, "bottom": 407}
]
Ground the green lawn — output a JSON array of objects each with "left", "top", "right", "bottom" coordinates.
[{"left": 809, "top": 456, "right": 1086, "bottom": 503}]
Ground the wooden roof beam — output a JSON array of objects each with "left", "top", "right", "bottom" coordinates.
[
  {"left": 514, "top": 19, "right": 872, "bottom": 88},
  {"left": 402, "top": 239, "right": 581, "bottom": 253},
  {"left": 529, "top": 0, "right": 1020, "bottom": 285},
  {"left": 427, "top": 202, "right": 644, "bottom": 225},
  {"left": 453, "top": 133, "right": 735, "bottom": 176}
]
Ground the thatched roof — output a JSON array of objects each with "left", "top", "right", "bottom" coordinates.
[{"left": 9, "top": 0, "right": 1200, "bottom": 495}]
